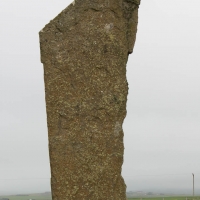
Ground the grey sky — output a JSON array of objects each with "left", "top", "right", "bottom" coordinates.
[{"left": 0, "top": 0, "right": 200, "bottom": 195}]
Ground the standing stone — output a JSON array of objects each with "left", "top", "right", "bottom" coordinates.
[{"left": 39, "top": 0, "right": 140, "bottom": 199}]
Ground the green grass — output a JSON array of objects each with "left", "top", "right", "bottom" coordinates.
[
  {"left": 0, "top": 194, "right": 52, "bottom": 200},
  {"left": 1, "top": 195, "right": 199, "bottom": 200},
  {"left": 127, "top": 197, "right": 200, "bottom": 200}
]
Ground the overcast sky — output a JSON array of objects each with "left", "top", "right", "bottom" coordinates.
[{"left": 0, "top": 0, "right": 200, "bottom": 196}]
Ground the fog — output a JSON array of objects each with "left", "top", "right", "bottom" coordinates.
[{"left": 0, "top": 0, "right": 200, "bottom": 195}]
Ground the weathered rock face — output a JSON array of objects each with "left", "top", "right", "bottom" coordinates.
[{"left": 39, "top": 0, "right": 140, "bottom": 199}]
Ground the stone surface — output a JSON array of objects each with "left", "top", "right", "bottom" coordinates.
[{"left": 39, "top": 0, "right": 140, "bottom": 199}]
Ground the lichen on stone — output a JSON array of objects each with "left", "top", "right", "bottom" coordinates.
[{"left": 39, "top": 0, "right": 140, "bottom": 199}]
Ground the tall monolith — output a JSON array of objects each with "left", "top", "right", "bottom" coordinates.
[{"left": 39, "top": 0, "right": 140, "bottom": 199}]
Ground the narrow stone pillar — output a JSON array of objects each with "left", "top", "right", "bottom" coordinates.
[{"left": 39, "top": 0, "right": 140, "bottom": 199}]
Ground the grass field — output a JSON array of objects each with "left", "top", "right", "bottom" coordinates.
[
  {"left": 0, "top": 194, "right": 52, "bottom": 200},
  {"left": 127, "top": 197, "right": 200, "bottom": 200},
  {"left": 1, "top": 195, "right": 199, "bottom": 200}
]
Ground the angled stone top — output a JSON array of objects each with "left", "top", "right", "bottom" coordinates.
[{"left": 39, "top": 0, "right": 141, "bottom": 59}]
